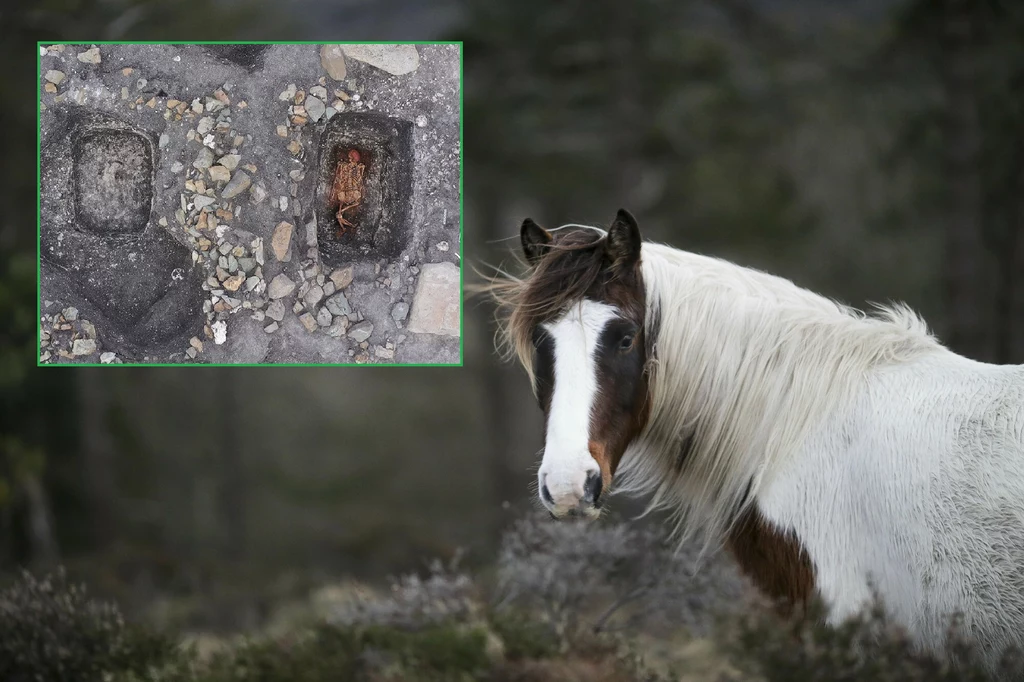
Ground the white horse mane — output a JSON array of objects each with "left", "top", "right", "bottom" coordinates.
[{"left": 617, "top": 241, "right": 942, "bottom": 550}]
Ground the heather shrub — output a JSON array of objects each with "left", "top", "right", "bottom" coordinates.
[
  {"left": 325, "top": 553, "right": 481, "bottom": 630},
  {"left": 717, "top": 596, "right": 1024, "bottom": 682},
  {"left": 192, "top": 622, "right": 492, "bottom": 682},
  {"left": 0, "top": 570, "right": 181, "bottom": 682},
  {"left": 493, "top": 513, "right": 749, "bottom": 640}
]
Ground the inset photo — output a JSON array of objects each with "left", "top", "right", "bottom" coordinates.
[{"left": 38, "top": 42, "right": 461, "bottom": 366}]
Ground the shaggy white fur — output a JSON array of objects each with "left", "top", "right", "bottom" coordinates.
[
  {"left": 608, "top": 241, "right": 1024, "bottom": 670},
  {"left": 490, "top": 222, "right": 1024, "bottom": 670}
]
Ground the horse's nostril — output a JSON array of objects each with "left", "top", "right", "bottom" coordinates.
[
  {"left": 541, "top": 483, "right": 554, "bottom": 506},
  {"left": 583, "top": 471, "right": 603, "bottom": 506}
]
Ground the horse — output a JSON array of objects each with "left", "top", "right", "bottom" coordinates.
[{"left": 483, "top": 208, "right": 1024, "bottom": 671}]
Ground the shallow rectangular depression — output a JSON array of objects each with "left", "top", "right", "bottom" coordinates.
[
  {"left": 315, "top": 113, "right": 413, "bottom": 265},
  {"left": 73, "top": 129, "right": 154, "bottom": 235}
]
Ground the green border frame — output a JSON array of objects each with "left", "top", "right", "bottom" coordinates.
[{"left": 36, "top": 41, "right": 464, "bottom": 368}]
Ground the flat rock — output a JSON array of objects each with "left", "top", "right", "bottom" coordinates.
[
  {"left": 223, "top": 273, "right": 245, "bottom": 292},
  {"left": 212, "top": 320, "right": 227, "bottom": 344},
  {"left": 271, "top": 221, "right": 294, "bottom": 262},
  {"left": 324, "top": 292, "right": 351, "bottom": 317},
  {"left": 208, "top": 165, "right": 231, "bottom": 184},
  {"left": 221, "top": 171, "right": 251, "bottom": 199},
  {"left": 325, "top": 319, "right": 347, "bottom": 337},
  {"left": 44, "top": 70, "right": 66, "bottom": 85},
  {"left": 329, "top": 266, "right": 353, "bottom": 290},
  {"left": 278, "top": 83, "right": 297, "bottom": 101},
  {"left": 319, "top": 45, "right": 347, "bottom": 81},
  {"left": 71, "top": 338, "right": 97, "bottom": 355},
  {"left": 305, "top": 96, "right": 326, "bottom": 122},
  {"left": 298, "top": 312, "right": 318, "bottom": 332},
  {"left": 267, "top": 273, "right": 296, "bottom": 299},
  {"left": 193, "top": 195, "right": 216, "bottom": 209},
  {"left": 304, "top": 284, "right": 324, "bottom": 309},
  {"left": 316, "top": 306, "right": 333, "bottom": 327},
  {"left": 347, "top": 320, "right": 373, "bottom": 343},
  {"left": 341, "top": 44, "right": 419, "bottom": 75},
  {"left": 218, "top": 154, "right": 241, "bottom": 171},
  {"left": 77, "top": 47, "right": 101, "bottom": 64},
  {"left": 266, "top": 299, "right": 286, "bottom": 321},
  {"left": 194, "top": 147, "right": 215, "bottom": 169},
  {"left": 406, "top": 262, "right": 460, "bottom": 337},
  {"left": 391, "top": 301, "right": 409, "bottom": 321}
]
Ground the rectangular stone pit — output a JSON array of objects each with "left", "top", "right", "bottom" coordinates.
[
  {"left": 315, "top": 113, "right": 413, "bottom": 265},
  {"left": 73, "top": 129, "right": 153, "bottom": 235}
]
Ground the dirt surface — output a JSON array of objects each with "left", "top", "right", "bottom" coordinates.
[{"left": 39, "top": 43, "right": 461, "bottom": 365}]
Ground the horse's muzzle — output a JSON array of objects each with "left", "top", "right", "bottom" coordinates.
[{"left": 541, "top": 471, "right": 603, "bottom": 519}]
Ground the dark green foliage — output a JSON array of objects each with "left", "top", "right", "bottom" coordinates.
[
  {"left": 193, "top": 624, "right": 491, "bottom": 682},
  {"left": 0, "top": 570, "right": 180, "bottom": 682},
  {"left": 489, "top": 609, "right": 560, "bottom": 660},
  {"left": 718, "top": 598, "right": 1024, "bottom": 682}
]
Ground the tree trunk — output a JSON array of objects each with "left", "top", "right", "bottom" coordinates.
[
  {"left": 22, "top": 474, "right": 59, "bottom": 569},
  {"left": 218, "top": 370, "right": 245, "bottom": 561},
  {"left": 938, "top": 1, "right": 991, "bottom": 361},
  {"left": 475, "top": 179, "right": 522, "bottom": 536},
  {"left": 78, "top": 369, "right": 117, "bottom": 549}
]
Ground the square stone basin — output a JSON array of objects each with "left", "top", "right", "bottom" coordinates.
[
  {"left": 315, "top": 112, "right": 413, "bottom": 265},
  {"left": 73, "top": 129, "right": 153, "bottom": 235}
]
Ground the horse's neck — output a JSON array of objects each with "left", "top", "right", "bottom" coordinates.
[{"left": 753, "top": 349, "right": 1024, "bottom": 622}]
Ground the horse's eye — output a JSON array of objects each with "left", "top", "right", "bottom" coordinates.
[{"left": 619, "top": 334, "right": 635, "bottom": 352}]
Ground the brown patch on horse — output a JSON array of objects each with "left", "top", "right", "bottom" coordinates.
[{"left": 726, "top": 505, "right": 816, "bottom": 616}]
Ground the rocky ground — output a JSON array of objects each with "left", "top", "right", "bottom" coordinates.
[{"left": 38, "top": 43, "right": 461, "bottom": 365}]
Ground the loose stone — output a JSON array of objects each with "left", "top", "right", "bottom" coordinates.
[
  {"left": 44, "top": 69, "right": 66, "bottom": 84},
  {"left": 220, "top": 171, "right": 251, "bottom": 199},
  {"left": 305, "top": 95, "right": 326, "bottom": 122},
  {"left": 341, "top": 44, "right": 419, "bottom": 75},
  {"left": 298, "top": 312, "right": 318, "bottom": 332},
  {"left": 316, "top": 306, "right": 333, "bottom": 327},
  {"left": 193, "top": 195, "right": 216, "bottom": 210},
  {"left": 271, "top": 221, "right": 294, "bottom": 262},
  {"left": 77, "top": 47, "right": 101, "bottom": 64},
  {"left": 324, "top": 292, "right": 352, "bottom": 317},
  {"left": 267, "top": 274, "right": 296, "bottom": 299},
  {"left": 266, "top": 300, "right": 286, "bottom": 321},
  {"left": 348, "top": 320, "right": 373, "bottom": 343},
  {"left": 72, "top": 338, "right": 97, "bottom": 355},
  {"left": 194, "top": 147, "right": 215, "bottom": 169},
  {"left": 208, "top": 165, "right": 231, "bottom": 184},
  {"left": 218, "top": 154, "right": 241, "bottom": 170},
  {"left": 304, "top": 284, "right": 324, "bottom": 309},
  {"left": 196, "top": 116, "right": 214, "bottom": 135},
  {"left": 320, "top": 45, "right": 348, "bottom": 80},
  {"left": 212, "top": 320, "right": 227, "bottom": 344},
  {"left": 223, "top": 273, "right": 245, "bottom": 292},
  {"left": 329, "top": 266, "right": 354, "bottom": 290}
]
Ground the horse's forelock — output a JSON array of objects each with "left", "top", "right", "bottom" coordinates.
[{"left": 485, "top": 228, "right": 613, "bottom": 384}]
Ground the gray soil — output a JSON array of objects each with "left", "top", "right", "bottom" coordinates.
[{"left": 38, "top": 43, "right": 461, "bottom": 365}]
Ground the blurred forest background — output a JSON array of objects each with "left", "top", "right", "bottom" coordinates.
[{"left": 3, "top": 0, "right": 1024, "bottom": 679}]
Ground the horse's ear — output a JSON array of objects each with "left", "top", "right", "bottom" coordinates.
[
  {"left": 606, "top": 209, "right": 642, "bottom": 270},
  {"left": 521, "top": 218, "right": 552, "bottom": 265}
]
